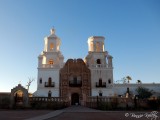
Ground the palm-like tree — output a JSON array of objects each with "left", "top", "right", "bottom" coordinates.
[
  {"left": 137, "top": 80, "right": 142, "bottom": 84},
  {"left": 126, "top": 76, "right": 132, "bottom": 83}
]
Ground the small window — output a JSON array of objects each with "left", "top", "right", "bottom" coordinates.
[
  {"left": 50, "top": 43, "right": 54, "bottom": 50},
  {"left": 99, "top": 90, "right": 103, "bottom": 96},
  {"left": 49, "top": 59, "right": 54, "bottom": 64},
  {"left": 108, "top": 79, "right": 111, "bottom": 84},
  {"left": 97, "top": 59, "right": 101, "bottom": 64},
  {"left": 39, "top": 78, "right": 42, "bottom": 84},
  {"left": 48, "top": 90, "right": 52, "bottom": 97}
]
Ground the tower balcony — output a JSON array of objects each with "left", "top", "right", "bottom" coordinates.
[
  {"left": 40, "top": 64, "right": 60, "bottom": 68},
  {"left": 96, "top": 82, "right": 106, "bottom": 88},
  {"left": 45, "top": 82, "right": 55, "bottom": 87},
  {"left": 91, "top": 64, "right": 108, "bottom": 68}
]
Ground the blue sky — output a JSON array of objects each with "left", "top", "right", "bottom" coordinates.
[{"left": 0, "top": 0, "right": 160, "bottom": 93}]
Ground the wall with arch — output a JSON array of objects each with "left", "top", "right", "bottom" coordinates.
[{"left": 10, "top": 84, "right": 29, "bottom": 108}]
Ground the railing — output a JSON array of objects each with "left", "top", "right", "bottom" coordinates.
[
  {"left": 86, "top": 96, "right": 130, "bottom": 104},
  {"left": 96, "top": 82, "right": 106, "bottom": 87},
  {"left": 86, "top": 96, "right": 134, "bottom": 109},
  {"left": 69, "top": 81, "right": 82, "bottom": 87},
  {"left": 29, "top": 97, "right": 68, "bottom": 102},
  {"left": 40, "top": 64, "right": 60, "bottom": 68},
  {"left": 45, "top": 82, "right": 55, "bottom": 87},
  {"left": 29, "top": 97, "right": 70, "bottom": 107},
  {"left": 91, "top": 64, "right": 108, "bottom": 68}
]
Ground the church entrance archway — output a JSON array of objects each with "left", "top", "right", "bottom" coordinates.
[
  {"left": 71, "top": 93, "right": 79, "bottom": 105},
  {"left": 10, "top": 84, "right": 29, "bottom": 108},
  {"left": 14, "top": 90, "right": 23, "bottom": 105}
]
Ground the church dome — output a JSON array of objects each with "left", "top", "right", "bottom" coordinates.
[{"left": 46, "top": 28, "right": 61, "bottom": 46}]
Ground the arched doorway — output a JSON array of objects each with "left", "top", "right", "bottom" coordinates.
[
  {"left": 71, "top": 93, "right": 79, "bottom": 105},
  {"left": 10, "top": 84, "right": 29, "bottom": 108},
  {"left": 14, "top": 90, "right": 23, "bottom": 105}
]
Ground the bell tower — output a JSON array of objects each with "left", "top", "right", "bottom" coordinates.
[
  {"left": 85, "top": 36, "right": 114, "bottom": 96},
  {"left": 43, "top": 28, "right": 61, "bottom": 52},
  {"left": 86, "top": 36, "right": 107, "bottom": 67},
  {"left": 34, "top": 28, "right": 64, "bottom": 97},
  {"left": 38, "top": 28, "right": 64, "bottom": 68},
  {"left": 88, "top": 36, "right": 105, "bottom": 52}
]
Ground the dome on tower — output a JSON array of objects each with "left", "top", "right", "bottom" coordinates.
[
  {"left": 88, "top": 36, "right": 105, "bottom": 43},
  {"left": 87, "top": 36, "right": 105, "bottom": 52},
  {"left": 47, "top": 28, "right": 58, "bottom": 38},
  {"left": 45, "top": 28, "right": 61, "bottom": 46}
]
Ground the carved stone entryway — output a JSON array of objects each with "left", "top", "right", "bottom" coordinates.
[
  {"left": 10, "top": 84, "right": 29, "bottom": 108},
  {"left": 60, "top": 59, "right": 91, "bottom": 105}
]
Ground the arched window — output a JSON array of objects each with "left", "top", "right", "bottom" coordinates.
[
  {"left": 50, "top": 43, "right": 54, "bottom": 50},
  {"left": 49, "top": 59, "right": 54, "bottom": 64},
  {"left": 99, "top": 92, "right": 102, "bottom": 96},
  {"left": 108, "top": 79, "right": 111, "bottom": 84},
  {"left": 39, "top": 78, "right": 42, "bottom": 84},
  {"left": 97, "top": 59, "right": 101, "bottom": 64},
  {"left": 48, "top": 90, "right": 52, "bottom": 97},
  {"left": 99, "top": 90, "right": 103, "bottom": 96}
]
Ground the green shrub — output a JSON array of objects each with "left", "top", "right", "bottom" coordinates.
[{"left": 136, "top": 87, "right": 153, "bottom": 99}]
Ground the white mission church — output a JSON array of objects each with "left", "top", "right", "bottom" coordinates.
[{"left": 33, "top": 28, "right": 160, "bottom": 104}]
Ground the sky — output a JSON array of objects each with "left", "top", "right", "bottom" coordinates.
[{"left": 0, "top": 0, "right": 160, "bottom": 93}]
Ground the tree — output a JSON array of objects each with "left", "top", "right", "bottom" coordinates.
[
  {"left": 122, "top": 77, "right": 127, "bottom": 84},
  {"left": 26, "top": 77, "right": 35, "bottom": 92},
  {"left": 116, "top": 76, "right": 132, "bottom": 84},
  {"left": 137, "top": 80, "right": 142, "bottom": 84},
  {"left": 126, "top": 76, "right": 132, "bottom": 83},
  {"left": 136, "top": 87, "right": 153, "bottom": 99},
  {"left": 116, "top": 77, "right": 127, "bottom": 84}
]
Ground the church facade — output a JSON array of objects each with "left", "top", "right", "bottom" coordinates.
[{"left": 34, "top": 28, "right": 160, "bottom": 104}]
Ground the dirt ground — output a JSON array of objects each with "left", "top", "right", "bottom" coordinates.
[
  {"left": 0, "top": 110, "right": 52, "bottom": 120},
  {"left": 47, "top": 111, "right": 160, "bottom": 120},
  {"left": 0, "top": 108, "right": 159, "bottom": 120}
]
